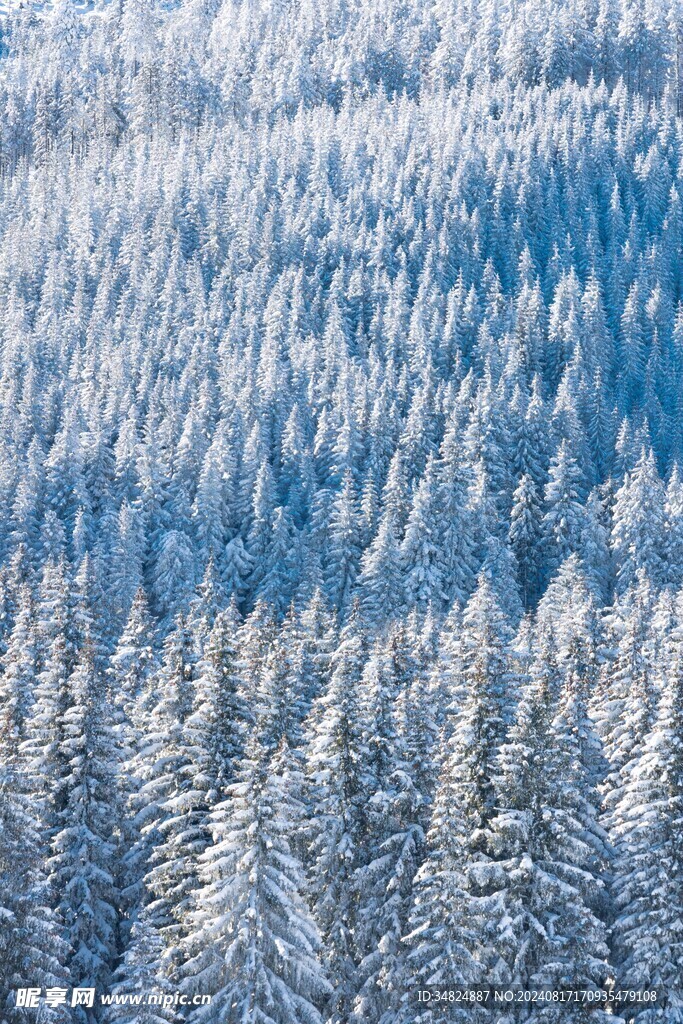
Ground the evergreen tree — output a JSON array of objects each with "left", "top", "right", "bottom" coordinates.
[
  {"left": 324, "top": 470, "right": 363, "bottom": 618},
  {"left": 0, "top": 583, "right": 37, "bottom": 771},
  {"left": 543, "top": 439, "right": 586, "bottom": 581},
  {"left": 357, "top": 510, "right": 403, "bottom": 629},
  {"left": 0, "top": 779, "right": 71, "bottom": 1024},
  {"left": 611, "top": 448, "right": 665, "bottom": 593},
  {"left": 352, "top": 645, "right": 424, "bottom": 1024},
  {"left": 180, "top": 737, "right": 331, "bottom": 1023},
  {"left": 610, "top": 610, "right": 683, "bottom": 1013},
  {"left": 481, "top": 631, "right": 614, "bottom": 1019},
  {"left": 304, "top": 607, "right": 370, "bottom": 1023},
  {"left": 109, "top": 588, "right": 159, "bottom": 940},
  {"left": 49, "top": 632, "right": 120, "bottom": 1010},
  {"left": 401, "top": 456, "right": 447, "bottom": 613},
  {"left": 128, "top": 615, "right": 197, "bottom": 977},
  {"left": 509, "top": 473, "right": 544, "bottom": 607}
]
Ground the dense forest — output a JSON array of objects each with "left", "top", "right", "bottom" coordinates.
[{"left": 1, "top": 0, "right": 683, "bottom": 1021}]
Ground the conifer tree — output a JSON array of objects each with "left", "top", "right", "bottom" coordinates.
[
  {"left": 49, "top": 631, "right": 120, "bottom": 1008},
  {"left": 128, "top": 614, "right": 197, "bottom": 976},
  {"left": 352, "top": 645, "right": 424, "bottom": 1024},
  {"left": 324, "top": 470, "right": 363, "bottom": 618},
  {"left": 304, "top": 606, "right": 370, "bottom": 1022},
  {"left": 610, "top": 611, "right": 683, "bottom": 1011},
  {"left": 401, "top": 456, "right": 446, "bottom": 613},
  {"left": 543, "top": 439, "right": 586, "bottom": 582},
  {"left": 611, "top": 448, "right": 665, "bottom": 593},
  {"left": 0, "top": 779, "right": 71, "bottom": 1024},
  {"left": 481, "top": 631, "right": 615, "bottom": 1019},
  {"left": 180, "top": 737, "right": 331, "bottom": 1023},
  {"left": 109, "top": 588, "right": 159, "bottom": 940},
  {"left": 509, "top": 472, "right": 544, "bottom": 607},
  {"left": 0, "top": 583, "right": 37, "bottom": 771}
]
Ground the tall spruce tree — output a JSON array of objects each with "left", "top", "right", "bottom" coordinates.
[
  {"left": 180, "top": 737, "right": 331, "bottom": 1023},
  {"left": 481, "top": 630, "right": 615, "bottom": 1021},
  {"left": 610, "top": 611, "right": 683, "bottom": 1014}
]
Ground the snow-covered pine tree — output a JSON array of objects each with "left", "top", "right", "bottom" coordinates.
[
  {"left": 180, "top": 736, "right": 331, "bottom": 1022},
  {"left": 123, "top": 614, "right": 197, "bottom": 981},
  {"left": 509, "top": 472, "right": 544, "bottom": 607},
  {"left": 0, "top": 777, "right": 71, "bottom": 1024},
  {"left": 396, "top": 576, "right": 515, "bottom": 1021},
  {"left": 609, "top": 605, "right": 683, "bottom": 1014},
  {"left": 543, "top": 439, "right": 586, "bottom": 583},
  {"left": 109, "top": 588, "right": 160, "bottom": 944},
  {"left": 48, "top": 629, "right": 120, "bottom": 1012},
  {"left": 611, "top": 447, "right": 665, "bottom": 594},
  {"left": 596, "top": 571, "right": 656, "bottom": 805},
  {"left": 304, "top": 603, "right": 370, "bottom": 1022},
  {"left": 0, "top": 583, "right": 37, "bottom": 773},
  {"left": 20, "top": 558, "right": 75, "bottom": 850},
  {"left": 481, "top": 628, "right": 615, "bottom": 1021},
  {"left": 351, "top": 643, "right": 424, "bottom": 1024}
]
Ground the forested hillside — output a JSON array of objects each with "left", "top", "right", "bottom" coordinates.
[{"left": 1, "top": 0, "right": 683, "bottom": 1021}]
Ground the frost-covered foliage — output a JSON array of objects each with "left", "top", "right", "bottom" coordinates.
[{"left": 1, "top": 0, "right": 683, "bottom": 1020}]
